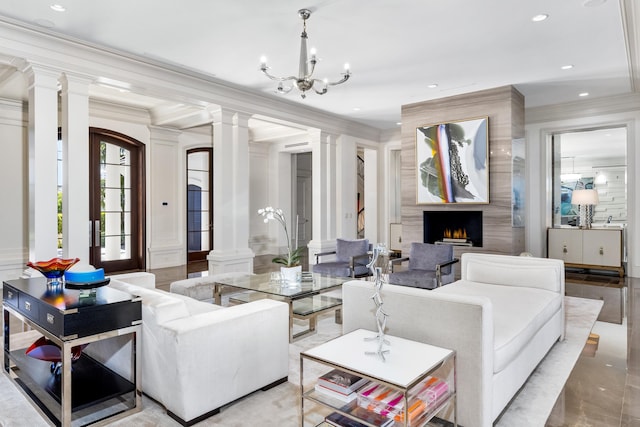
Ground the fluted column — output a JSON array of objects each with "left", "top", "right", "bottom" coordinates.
[
  {"left": 307, "top": 129, "right": 338, "bottom": 263},
  {"left": 207, "top": 108, "right": 255, "bottom": 273},
  {"left": 25, "top": 64, "right": 59, "bottom": 261},
  {"left": 336, "top": 134, "right": 358, "bottom": 239},
  {"left": 60, "top": 72, "right": 91, "bottom": 261}
]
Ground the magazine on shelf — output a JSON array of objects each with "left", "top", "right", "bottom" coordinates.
[
  {"left": 325, "top": 410, "right": 394, "bottom": 427},
  {"left": 324, "top": 412, "right": 367, "bottom": 427},
  {"left": 315, "top": 384, "right": 358, "bottom": 403},
  {"left": 318, "top": 369, "right": 369, "bottom": 394}
]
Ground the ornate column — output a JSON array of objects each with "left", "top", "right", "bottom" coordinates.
[
  {"left": 307, "top": 129, "right": 338, "bottom": 263},
  {"left": 60, "top": 72, "right": 91, "bottom": 261},
  {"left": 336, "top": 134, "right": 358, "bottom": 239},
  {"left": 25, "top": 64, "right": 60, "bottom": 261},
  {"left": 207, "top": 108, "right": 255, "bottom": 273}
]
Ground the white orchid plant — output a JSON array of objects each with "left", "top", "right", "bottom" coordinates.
[{"left": 258, "top": 207, "right": 303, "bottom": 267}]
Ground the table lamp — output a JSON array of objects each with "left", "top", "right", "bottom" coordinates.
[{"left": 571, "top": 189, "right": 599, "bottom": 229}]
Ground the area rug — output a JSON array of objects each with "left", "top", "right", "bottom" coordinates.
[{"left": 0, "top": 296, "right": 602, "bottom": 427}]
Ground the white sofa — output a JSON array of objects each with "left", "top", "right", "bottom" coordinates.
[
  {"left": 342, "top": 253, "right": 565, "bottom": 427},
  {"left": 87, "top": 272, "right": 290, "bottom": 426}
]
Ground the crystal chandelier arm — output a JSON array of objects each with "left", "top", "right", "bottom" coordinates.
[
  {"left": 326, "top": 70, "right": 351, "bottom": 86},
  {"left": 260, "top": 65, "right": 297, "bottom": 83},
  {"left": 311, "top": 70, "right": 351, "bottom": 95}
]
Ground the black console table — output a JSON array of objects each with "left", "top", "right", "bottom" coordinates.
[{"left": 3, "top": 277, "right": 142, "bottom": 427}]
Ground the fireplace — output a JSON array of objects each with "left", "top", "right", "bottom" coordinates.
[{"left": 423, "top": 211, "right": 483, "bottom": 247}]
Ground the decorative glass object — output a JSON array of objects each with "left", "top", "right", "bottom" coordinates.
[
  {"left": 364, "top": 243, "right": 391, "bottom": 361},
  {"left": 27, "top": 257, "right": 80, "bottom": 290},
  {"left": 25, "top": 336, "right": 86, "bottom": 376}
]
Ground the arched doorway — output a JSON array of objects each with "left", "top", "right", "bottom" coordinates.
[{"left": 89, "top": 128, "right": 146, "bottom": 272}]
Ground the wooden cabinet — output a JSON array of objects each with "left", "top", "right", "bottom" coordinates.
[{"left": 547, "top": 228, "right": 624, "bottom": 276}]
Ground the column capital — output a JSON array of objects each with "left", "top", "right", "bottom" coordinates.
[
  {"left": 307, "top": 128, "right": 338, "bottom": 145},
  {"left": 23, "top": 63, "right": 60, "bottom": 90},
  {"left": 148, "top": 125, "right": 182, "bottom": 142},
  {"left": 60, "top": 72, "right": 93, "bottom": 95},
  {"left": 233, "top": 111, "right": 252, "bottom": 128},
  {"left": 210, "top": 107, "right": 236, "bottom": 125}
]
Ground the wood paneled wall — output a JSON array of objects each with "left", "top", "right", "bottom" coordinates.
[{"left": 400, "top": 86, "right": 525, "bottom": 258}]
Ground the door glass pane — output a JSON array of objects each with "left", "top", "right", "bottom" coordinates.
[
  {"left": 187, "top": 150, "right": 212, "bottom": 257},
  {"left": 101, "top": 141, "right": 132, "bottom": 261}
]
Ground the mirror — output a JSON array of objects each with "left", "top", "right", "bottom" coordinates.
[{"left": 552, "top": 127, "right": 627, "bottom": 228}]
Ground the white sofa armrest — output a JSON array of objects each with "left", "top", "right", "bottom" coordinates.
[
  {"left": 342, "top": 280, "right": 494, "bottom": 427},
  {"left": 108, "top": 272, "right": 156, "bottom": 289},
  {"left": 149, "top": 299, "right": 289, "bottom": 422}
]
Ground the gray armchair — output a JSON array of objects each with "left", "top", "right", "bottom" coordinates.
[
  {"left": 388, "top": 242, "right": 459, "bottom": 289},
  {"left": 313, "top": 238, "right": 371, "bottom": 278}
]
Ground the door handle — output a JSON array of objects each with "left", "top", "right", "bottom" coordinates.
[{"left": 94, "top": 220, "right": 101, "bottom": 247}]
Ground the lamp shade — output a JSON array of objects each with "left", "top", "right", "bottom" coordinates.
[{"left": 571, "top": 189, "right": 599, "bottom": 205}]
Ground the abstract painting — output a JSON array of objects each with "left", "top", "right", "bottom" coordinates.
[{"left": 416, "top": 117, "right": 489, "bottom": 204}]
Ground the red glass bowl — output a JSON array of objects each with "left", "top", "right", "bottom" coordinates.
[{"left": 27, "top": 258, "right": 80, "bottom": 279}]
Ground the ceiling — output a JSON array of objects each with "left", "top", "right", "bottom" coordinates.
[{"left": 0, "top": 0, "right": 637, "bottom": 131}]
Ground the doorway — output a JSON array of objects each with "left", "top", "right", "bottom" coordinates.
[
  {"left": 89, "top": 128, "right": 146, "bottom": 273},
  {"left": 186, "top": 148, "right": 213, "bottom": 263},
  {"left": 295, "top": 152, "right": 312, "bottom": 250}
]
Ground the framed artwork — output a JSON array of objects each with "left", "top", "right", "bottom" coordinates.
[
  {"left": 416, "top": 117, "right": 489, "bottom": 204},
  {"left": 512, "top": 138, "right": 525, "bottom": 227}
]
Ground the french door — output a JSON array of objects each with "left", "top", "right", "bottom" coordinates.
[
  {"left": 89, "top": 128, "right": 146, "bottom": 273},
  {"left": 186, "top": 148, "right": 213, "bottom": 263}
]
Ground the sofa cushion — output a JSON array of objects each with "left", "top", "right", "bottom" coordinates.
[
  {"left": 434, "top": 280, "right": 562, "bottom": 373},
  {"left": 388, "top": 269, "right": 439, "bottom": 289},
  {"left": 461, "top": 254, "right": 563, "bottom": 293},
  {"left": 336, "top": 238, "right": 369, "bottom": 263}
]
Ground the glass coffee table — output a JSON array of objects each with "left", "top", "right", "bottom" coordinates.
[{"left": 213, "top": 272, "right": 349, "bottom": 342}]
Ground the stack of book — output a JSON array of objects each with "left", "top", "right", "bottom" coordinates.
[
  {"left": 315, "top": 369, "right": 369, "bottom": 403},
  {"left": 356, "top": 376, "right": 450, "bottom": 423}
]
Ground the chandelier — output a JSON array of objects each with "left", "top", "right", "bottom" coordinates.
[{"left": 259, "top": 9, "right": 351, "bottom": 99}]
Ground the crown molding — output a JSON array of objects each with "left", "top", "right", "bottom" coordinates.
[
  {"left": 525, "top": 92, "right": 640, "bottom": 124},
  {"left": 622, "top": 0, "right": 640, "bottom": 92},
  {"left": 0, "top": 17, "right": 381, "bottom": 142}
]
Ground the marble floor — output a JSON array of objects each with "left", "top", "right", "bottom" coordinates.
[{"left": 148, "top": 259, "right": 640, "bottom": 427}]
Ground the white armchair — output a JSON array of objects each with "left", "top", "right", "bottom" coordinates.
[{"left": 87, "top": 273, "right": 290, "bottom": 426}]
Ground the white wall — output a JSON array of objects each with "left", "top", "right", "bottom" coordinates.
[
  {"left": 249, "top": 141, "right": 271, "bottom": 255},
  {"left": 0, "top": 99, "right": 28, "bottom": 281},
  {"left": 525, "top": 93, "right": 640, "bottom": 277}
]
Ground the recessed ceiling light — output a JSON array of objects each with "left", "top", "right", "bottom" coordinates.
[
  {"left": 353, "top": 107, "right": 361, "bottom": 111},
  {"left": 427, "top": 84, "right": 438, "bottom": 89},
  {"left": 561, "top": 64, "right": 574, "bottom": 70},
  {"left": 579, "top": 92, "right": 589, "bottom": 97},
  {"left": 396, "top": 122, "right": 402, "bottom": 126},
  {"left": 50, "top": 4, "right": 66, "bottom": 12},
  {"left": 532, "top": 14, "right": 549, "bottom": 22}
]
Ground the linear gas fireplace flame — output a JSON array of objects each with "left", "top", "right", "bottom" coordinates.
[
  {"left": 424, "top": 211, "right": 483, "bottom": 247},
  {"left": 443, "top": 228, "right": 468, "bottom": 243}
]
